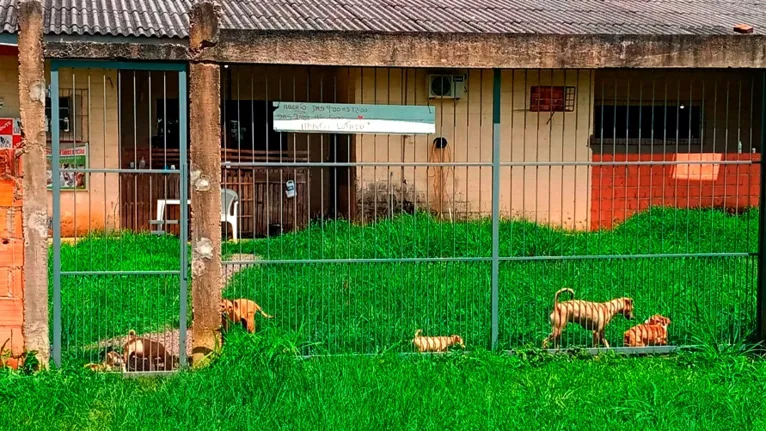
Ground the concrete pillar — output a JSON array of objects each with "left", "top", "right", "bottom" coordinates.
[
  {"left": 188, "top": 0, "right": 222, "bottom": 365},
  {"left": 17, "top": 0, "right": 48, "bottom": 367}
]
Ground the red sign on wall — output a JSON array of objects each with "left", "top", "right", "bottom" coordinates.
[{"left": 0, "top": 118, "right": 21, "bottom": 149}]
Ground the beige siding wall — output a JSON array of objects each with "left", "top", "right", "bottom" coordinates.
[
  {"left": 0, "top": 56, "right": 20, "bottom": 118},
  {"left": 353, "top": 68, "right": 594, "bottom": 229},
  {"left": 46, "top": 66, "right": 120, "bottom": 236},
  {"left": 0, "top": 57, "right": 120, "bottom": 237}
]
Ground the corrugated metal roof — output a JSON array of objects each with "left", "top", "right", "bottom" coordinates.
[{"left": 1, "top": 0, "right": 766, "bottom": 39}]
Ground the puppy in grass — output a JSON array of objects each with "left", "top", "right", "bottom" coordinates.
[
  {"left": 221, "top": 298, "right": 273, "bottom": 334},
  {"left": 542, "top": 288, "right": 635, "bottom": 349},
  {"left": 122, "top": 330, "right": 178, "bottom": 372},
  {"left": 412, "top": 329, "right": 465, "bottom": 353},
  {"left": 623, "top": 314, "right": 671, "bottom": 347}
]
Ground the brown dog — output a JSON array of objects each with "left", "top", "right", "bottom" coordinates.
[
  {"left": 122, "top": 330, "right": 178, "bottom": 372},
  {"left": 221, "top": 298, "right": 273, "bottom": 333},
  {"left": 623, "top": 314, "right": 671, "bottom": 347},
  {"left": 412, "top": 329, "right": 465, "bottom": 353},
  {"left": 542, "top": 288, "right": 635, "bottom": 349}
]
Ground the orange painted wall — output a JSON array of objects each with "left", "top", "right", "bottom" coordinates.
[
  {"left": 0, "top": 148, "right": 23, "bottom": 356},
  {"left": 591, "top": 153, "right": 760, "bottom": 230}
]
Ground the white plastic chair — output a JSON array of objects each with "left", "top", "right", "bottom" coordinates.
[{"left": 221, "top": 188, "right": 239, "bottom": 240}]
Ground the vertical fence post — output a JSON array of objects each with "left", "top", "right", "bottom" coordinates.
[
  {"left": 757, "top": 71, "right": 766, "bottom": 344},
  {"left": 189, "top": 0, "right": 223, "bottom": 365},
  {"left": 18, "top": 0, "right": 50, "bottom": 367},
  {"left": 491, "top": 69, "right": 501, "bottom": 350}
]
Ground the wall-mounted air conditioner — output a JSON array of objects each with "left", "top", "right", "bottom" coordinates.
[{"left": 427, "top": 74, "right": 466, "bottom": 99}]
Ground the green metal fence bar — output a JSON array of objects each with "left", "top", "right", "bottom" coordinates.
[
  {"left": 757, "top": 70, "right": 766, "bottom": 343},
  {"left": 51, "top": 67, "right": 62, "bottom": 368},
  {"left": 178, "top": 67, "right": 189, "bottom": 368},
  {"left": 491, "top": 69, "right": 502, "bottom": 350}
]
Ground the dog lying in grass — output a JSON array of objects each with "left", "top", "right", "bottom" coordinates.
[
  {"left": 221, "top": 298, "right": 273, "bottom": 334},
  {"left": 542, "top": 288, "right": 635, "bottom": 349},
  {"left": 623, "top": 314, "right": 671, "bottom": 347},
  {"left": 412, "top": 329, "right": 465, "bottom": 353},
  {"left": 122, "top": 330, "right": 178, "bottom": 372}
]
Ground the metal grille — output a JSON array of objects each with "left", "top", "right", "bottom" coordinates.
[
  {"left": 220, "top": 66, "right": 762, "bottom": 354},
  {"left": 49, "top": 64, "right": 762, "bottom": 365},
  {"left": 50, "top": 61, "right": 189, "bottom": 370}
]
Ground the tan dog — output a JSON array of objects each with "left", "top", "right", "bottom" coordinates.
[
  {"left": 412, "top": 329, "right": 465, "bottom": 353},
  {"left": 221, "top": 298, "right": 273, "bottom": 333},
  {"left": 542, "top": 288, "right": 635, "bottom": 349},
  {"left": 623, "top": 314, "right": 671, "bottom": 347},
  {"left": 122, "top": 330, "right": 178, "bottom": 372},
  {"left": 85, "top": 351, "right": 123, "bottom": 372}
]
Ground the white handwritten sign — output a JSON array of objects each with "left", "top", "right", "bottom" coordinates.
[{"left": 273, "top": 102, "right": 435, "bottom": 135}]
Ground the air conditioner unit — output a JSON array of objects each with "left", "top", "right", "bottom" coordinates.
[{"left": 427, "top": 74, "right": 466, "bottom": 99}]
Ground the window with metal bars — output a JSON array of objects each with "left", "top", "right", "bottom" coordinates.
[
  {"left": 529, "top": 86, "right": 576, "bottom": 112},
  {"left": 592, "top": 103, "right": 703, "bottom": 146}
]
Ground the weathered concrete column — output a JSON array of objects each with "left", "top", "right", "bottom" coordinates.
[
  {"left": 189, "top": 0, "right": 222, "bottom": 365},
  {"left": 18, "top": 0, "right": 48, "bottom": 367}
]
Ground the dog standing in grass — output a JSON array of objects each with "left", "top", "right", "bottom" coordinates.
[
  {"left": 542, "top": 288, "right": 635, "bottom": 349},
  {"left": 412, "top": 329, "right": 465, "bottom": 353},
  {"left": 221, "top": 298, "right": 273, "bottom": 334},
  {"left": 623, "top": 314, "right": 671, "bottom": 347}
]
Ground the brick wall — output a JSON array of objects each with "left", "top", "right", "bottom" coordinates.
[
  {"left": 0, "top": 53, "right": 23, "bottom": 356},
  {"left": 0, "top": 148, "right": 22, "bottom": 356},
  {"left": 591, "top": 153, "right": 760, "bottom": 230}
]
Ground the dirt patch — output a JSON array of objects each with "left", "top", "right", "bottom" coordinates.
[{"left": 222, "top": 253, "right": 261, "bottom": 284}]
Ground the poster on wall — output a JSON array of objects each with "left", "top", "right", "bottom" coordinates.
[
  {"left": 0, "top": 118, "right": 21, "bottom": 149},
  {"left": 46, "top": 145, "right": 88, "bottom": 190}
]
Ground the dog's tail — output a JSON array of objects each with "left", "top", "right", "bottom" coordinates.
[
  {"left": 127, "top": 329, "right": 137, "bottom": 340},
  {"left": 254, "top": 303, "right": 273, "bottom": 319},
  {"left": 414, "top": 329, "right": 422, "bottom": 338},
  {"left": 553, "top": 288, "right": 574, "bottom": 306}
]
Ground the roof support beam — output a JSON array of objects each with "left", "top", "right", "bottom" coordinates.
[{"left": 200, "top": 31, "right": 766, "bottom": 69}]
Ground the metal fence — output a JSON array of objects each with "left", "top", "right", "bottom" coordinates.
[
  {"left": 49, "top": 61, "right": 189, "bottom": 369},
  {"left": 49, "top": 64, "right": 764, "bottom": 369},
  {"left": 220, "top": 66, "right": 762, "bottom": 355}
]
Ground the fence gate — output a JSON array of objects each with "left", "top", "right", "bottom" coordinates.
[{"left": 50, "top": 61, "right": 188, "bottom": 370}]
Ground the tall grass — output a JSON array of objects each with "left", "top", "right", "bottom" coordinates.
[
  {"left": 3, "top": 333, "right": 766, "bottom": 430},
  {"left": 53, "top": 208, "right": 759, "bottom": 362}
]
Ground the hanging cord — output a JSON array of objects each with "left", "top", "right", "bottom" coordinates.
[{"left": 427, "top": 138, "right": 455, "bottom": 220}]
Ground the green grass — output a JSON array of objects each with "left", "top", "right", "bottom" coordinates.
[
  {"left": 2, "top": 332, "right": 766, "bottom": 430},
  {"left": 55, "top": 207, "right": 759, "bottom": 363}
]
